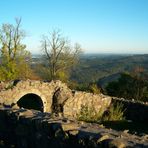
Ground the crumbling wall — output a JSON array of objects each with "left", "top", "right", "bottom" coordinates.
[
  {"left": 0, "top": 80, "right": 112, "bottom": 117},
  {"left": 112, "top": 98, "right": 148, "bottom": 122},
  {"left": 1, "top": 80, "right": 148, "bottom": 122},
  {"left": 63, "top": 92, "right": 111, "bottom": 118}
]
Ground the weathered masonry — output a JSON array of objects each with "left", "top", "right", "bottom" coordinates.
[{"left": 0, "top": 80, "right": 111, "bottom": 117}]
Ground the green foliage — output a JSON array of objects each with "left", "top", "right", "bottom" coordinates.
[
  {"left": 106, "top": 73, "right": 148, "bottom": 102},
  {"left": 74, "top": 83, "right": 90, "bottom": 92},
  {"left": 0, "top": 61, "right": 18, "bottom": 81},
  {"left": 102, "top": 103, "right": 125, "bottom": 121},
  {"left": 77, "top": 105, "right": 104, "bottom": 122},
  {"left": 33, "top": 63, "right": 51, "bottom": 80},
  {"left": 70, "top": 82, "right": 102, "bottom": 94},
  {"left": 89, "top": 83, "right": 102, "bottom": 94},
  {"left": 56, "top": 70, "right": 70, "bottom": 82},
  {"left": 77, "top": 103, "right": 125, "bottom": 123},
  {"left": 0, "top": 18, "right": 33, "bottom": 81}
]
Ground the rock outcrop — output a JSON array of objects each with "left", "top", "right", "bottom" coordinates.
[{"left": 0, "top": 108, "right": 147, "bottom": 148}]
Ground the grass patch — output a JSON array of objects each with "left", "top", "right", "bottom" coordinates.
[
  {"left": 77, "top": 102, "right": 125, "bottom": 122},
  {"left": 102, "top": 102, "right": 125, "bottom": 121},
  {"left": 77, "top": 102, "right": 148, "bottom": 135},
  {"left": 77, "top": 105, "right": 104, "bottom": 122}
]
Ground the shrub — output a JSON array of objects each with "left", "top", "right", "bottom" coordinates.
[
  {"left": 77, "top": 102, "right": 125, "bottom": 123},
  {"left": 102, "top": 102, "right": 125, "bottom": 121},
  {"left": 89, "top": 83, "right": 102, "bottom": 94},
  {"left": 105, "top": 73, "right": 148, "bottom": 102},
  {"left": 77, "top": 105, "right": 104, "bottom": 122}
]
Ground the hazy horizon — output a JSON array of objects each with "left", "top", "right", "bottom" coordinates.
[{"left": 0, "top": 0, "right": 148, "bottom": 54}]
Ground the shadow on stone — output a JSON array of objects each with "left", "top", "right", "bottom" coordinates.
[{"left": 17, "top": 93, "right": 43, "bottom": 112}]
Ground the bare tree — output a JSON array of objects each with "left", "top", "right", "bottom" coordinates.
[{"left": 41, "top": 30, "right": 82, "bottom": 81}]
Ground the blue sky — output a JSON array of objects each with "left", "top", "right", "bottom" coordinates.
[{"left": 0, "top": 0, "right": 148, "bottom": 54}]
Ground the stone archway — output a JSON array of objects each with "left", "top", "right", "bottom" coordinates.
[
  {"left": 17, "top": 93, "right": 44, "bottom": 112},
  {"left": 0, "top": 80, "right": 73, "bottom": 113}
]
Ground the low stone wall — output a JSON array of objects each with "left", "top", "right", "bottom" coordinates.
[
  {"left": 63, "top": 92, "right": 111, "bottom": 118},
  {"left": 112, "top": 98, "right": 148, "bottom": 122},
  {"left": 0, "top": 108, "right": 148, "bottom": 148}
]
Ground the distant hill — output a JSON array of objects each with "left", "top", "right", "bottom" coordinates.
[
  {"left": 70, "top": 54, "right": 148, "bottom": 86},
  {"left": 31, "top": 53, "right": 148, "bottom": 86},
  {"left": 97, "top": 73, "right": 121, "bottom": 89}
]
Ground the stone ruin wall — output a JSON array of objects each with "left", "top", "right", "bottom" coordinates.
[
  {"left": 0, "top": 80, "right": 148, "bottom": 122},
  {"left": 0, "top": 80, "right": 112, "bottom": 118},
  {"left": 112, "top": 98, "right": 148, "bottom": 122},
  {"left": 0, "top": 80, "right": 148, "bottom": 148}
]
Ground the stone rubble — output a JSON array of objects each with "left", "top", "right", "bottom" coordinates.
[{"left": 0, "top": 108, "right": 148, "bottom": 148}]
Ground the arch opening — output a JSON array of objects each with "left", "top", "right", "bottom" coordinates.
[{"left": 17, "top": 93, "right": 44, "bottom": 112}]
